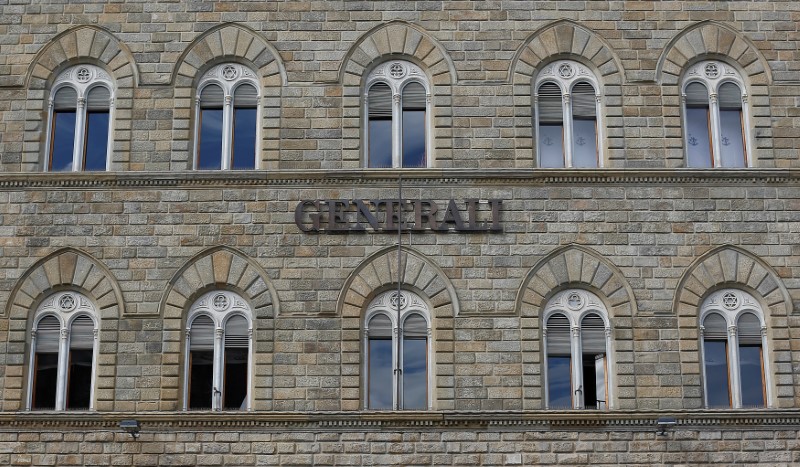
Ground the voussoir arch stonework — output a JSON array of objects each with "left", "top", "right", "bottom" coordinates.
[
  {"left": 339, "top": 20, "right": 456, "bottom": 87},
  {"left": 23, "top": 25, "right": 138, "bottom": 172},
  {"left": 172, "top": 23, "right": 286, "bottom": 88},
  {"left": 516, "top": 244, "right": 637, "bottom": 318},
  {"left": 656, "top": 21, "right": 772, "bottom": 87},
  {"left": 673, "top": 245, "right": 791, "bottom": 318},
  {"left": 511, "top": 20, "right": 624, "bottom": 86},
  {"left": 159, "top": 246, "right": 278, "bottom": 321},
  {"left": 6, "top": 247, "right": 124, "bottom": 320},
  {"left": 337, "top": 246, "right": 459, "bottom": 319}
]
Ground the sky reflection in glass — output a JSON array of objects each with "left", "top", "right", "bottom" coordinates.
[
  {"left": 368, "top": 119, "right": 392, "bottom": 168},
  {"left": 198, "top": 109, "right": 223, "bottom": 170},
  {"left": 402, "top": 110, "right": 425, "bottom": 167},
  {"left": 51, "top": 112, "right": 76, "bottom": 171},
  {"left": 402, "top": 338, "right": 427, "bottom": 409},
  {"left": 368, "top": 339, "right": 393, "bottom": 409},
  {"left": 84, "top": 112, "right": 109, "bottom": 171},
  {"left": 547, "top": 356, "right": 572, "bottom": 409},
  {"left": 704, "top": 340, "right": 730, "bottom": 407},
  {"left": 232, "top": 108, "right": 257, "bottom": 169},
  {"left": 738, "top": 345, "right": 764, "bottom": 407}
]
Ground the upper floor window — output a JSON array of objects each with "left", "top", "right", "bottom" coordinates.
[
  {"left": 46, "top": 65, "right": 114, "bottom": 172},
  {"left": 700, "top": 289, "right": 770, "bottom": 408},
  {"left": 363, "top": 289, "right": 431, "bottom": 410},
  {"left": 534, "top": 60, "right": 602, "bottom": 168},
  {"left": 195, "top": 63, "right": 260, "bottom": 170},
  {"left": 27, "top": 291, "right": 98, "bottom": 411},
  {"left": 682, "top": 61, "right": 749, "bottom": 168},
  {"left": 365, "top": 60, "right": 430, "bottom": 168},
  {"left": 543, "top": 289, "right": 612, "bottom": 410},
  {"left": 184, "top": 290, "right": 252, "bottom": 411}
]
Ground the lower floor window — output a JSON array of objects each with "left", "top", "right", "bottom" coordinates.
[
  {"left": 364, "top": 290, "right": 431, "bottom": 410},
  {"left": 185, "top": 291, "right": 252, "bottom": 411}
]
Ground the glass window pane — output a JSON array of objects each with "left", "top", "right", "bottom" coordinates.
[
  {"left": 368, "top": 119, "right": 392, "bottom": 168},
  {"left": 539, "top": 124, "right": 565, "bottom": 168},
  {"left": 547, "top": 355, "right": 572, "bottom": 409},
  {"left": 189, "top": 350, "right": 214, "bottom": 409},
  {"left": 368, "top": 338, "right": 393, "bottom": 409},
  {"left": 572, "top": 119, "right": 598, "bottom": 168},
  {"left": 32, "top": 353, "right": 58, "bottom": 410},
  {"left": 402, "top": 337, "right": 427, "bottom": 409},
  {"left": 703, "top": 340, "right": 731, "bottom": 407},
  {"left": 685, "top": 107, "right": 712, "bottom": 168},
  {"left": 198, "top": 109, "right": 224, "bottom": 170},
  {"left": 66, "top": 349, "right": 92, "bottom": 409},
  {"left": 719, "top": 110, "right": 745, "bottom": 168},
  {"left": 84, "top": 111, "right": 109, "bottom": 171},
  {"left": 50, "top": 111, "right": 77, "bottom": 171},
  {"left": 402, "top": 110, "right": 425, "bottom": 167},
  {"left": 223, "top": 347, "right": 248, "bottom": 410},
  {"left": 739, "top": 345, "right": 765, "bottom": 408},
  {"left": 232, "top": 107, "right": 257, "bottom": 170}
]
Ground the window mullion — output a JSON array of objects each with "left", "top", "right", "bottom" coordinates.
[
  {"left": 221, "top": 94, "right": 233, "bottom": 170},
  {"left": 709, "top": 91, "right": 722, "bottom": 167},
  {"left": 89, "top": 326, "right": 98, "bottom": 411},
  {"left": 392, "top": 92, "right": 401, "bottom": 168},
  {"left": 213, "top": 326, "right": 224, "bottom": 410},
  {"left": 728, "top": 325, "right": 742, "bottom": 408},
  {"left": 393, "top": 325, "right": 400, "bottom": 410},
  {"left": 73, "top": 97, "right": 87, "bottom": 171},
  {"left": 563, "top": 90, "right": 574, "bottom": 168},
  {"left": 570, "top": 324, "right": 582, "bottom": 409},
  {"left": 55, "top": 326, "right": 69, "bottom": 411}
]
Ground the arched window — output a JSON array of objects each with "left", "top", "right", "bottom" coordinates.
[
  {"left": 363, "top": 289, "right": 431, "bottom": 410},
  {"left": 364, "top": 60, "right": 431, "bottom": 168},
  {"left": 534, "top": 60, "right": 602, "bottom": 168},
  {"left": 195, "top": 63, "right": 260, "bottom": 170},
  {"left": 700, "top": 289, "right": 770, "bottom": 408},
  {"left": 184, "top": 290, "right": 252, "bottom": 411},
  {"left": 27, "top": 291, "right": 98, "bottom": 411},
  {"left": 542, "top": 289, "right": 612, "bottom": 409},
  {"left": 45, "top": 65, "right": 114, "bottom": 172},
  {"left": 682, "top": 61, "right": 749, "bottom": 168}
]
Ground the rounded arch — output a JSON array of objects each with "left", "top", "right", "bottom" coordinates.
[
  {"left": 673, "top": 245, "right": 791, "bottom": 318},
  {"left": 5, "top": 247, "right": 124, "bottom": 320},
  {"left": 26, "top": 25, "right": 139, "bottom": 89},
  {"left": 510, "top": 19, "right": 624, "bottom": 86},
  {"left": 656, "top": 21, "right": 772, "bottom": 86},
  {"left": 159, "top": 246, "right": 279, "bottom": 321},
  {"left": 172, "top": 23, "right": 286, "bottom": 87},
  {"left": 338, "top": 20, "right": 456, "bottom": 87},
  {"left": 516, "top": 244, "right": 637, "bottom": 319},
  {"left": 337, "top": 246, "right": 460, "bottom": 318}
]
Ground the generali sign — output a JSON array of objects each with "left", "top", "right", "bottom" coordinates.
[{"left": 295, "top": 199, "right": 502, "bottom": 233}]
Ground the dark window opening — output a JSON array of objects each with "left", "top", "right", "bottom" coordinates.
[
  {"left": 32, "top": 353, "right": 58, "bottom": 410},
  {"left": 223, "top": 348, "right": 248, "bottom": 410},
  {"left": 66, "top": 349, "right": 92, "bottom": 409},
  {"left": 189, "top": 350, "right": 214, "bottom": 410}
]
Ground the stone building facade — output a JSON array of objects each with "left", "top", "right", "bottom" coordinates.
[{"left": 0, "top": 1, "right": 800, "bottom": 465}]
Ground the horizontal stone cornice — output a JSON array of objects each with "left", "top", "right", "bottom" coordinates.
[
  {"left": 0, "top": 168, "right": 797, "bottom": 189},
  {"left": 1, "top": 409, "right": 799, "bottom": 432}
]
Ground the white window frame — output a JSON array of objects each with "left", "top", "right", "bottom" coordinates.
[
  {"left": 699, "top": 289, "right": 772, "bottom": 408},
  {"left": 542, "top": 289, "right": 614, "bottom": 410},
  {"left": 362, "top": 289, "right": 433, "bottom": 410},
  {"left": 183, "top": 290, "right": 253, "bottom": 411},
  {"left": 26, "top": 291, "right": 99, "bottom": 411},
  {"left": 44, "top": 65, "right": 115, "bottom": 171},
  {"left": 194, "top": 63, "right": 262, "bottom": 170},
  {"left": 534, "top": 60, "right": 604, "bottom": 168},
  {"left": 363, "top": 60, "right": 433, "bottom": 168},
  {"left": 681, "top": 60, "right": 751, "bottom": 167}
]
